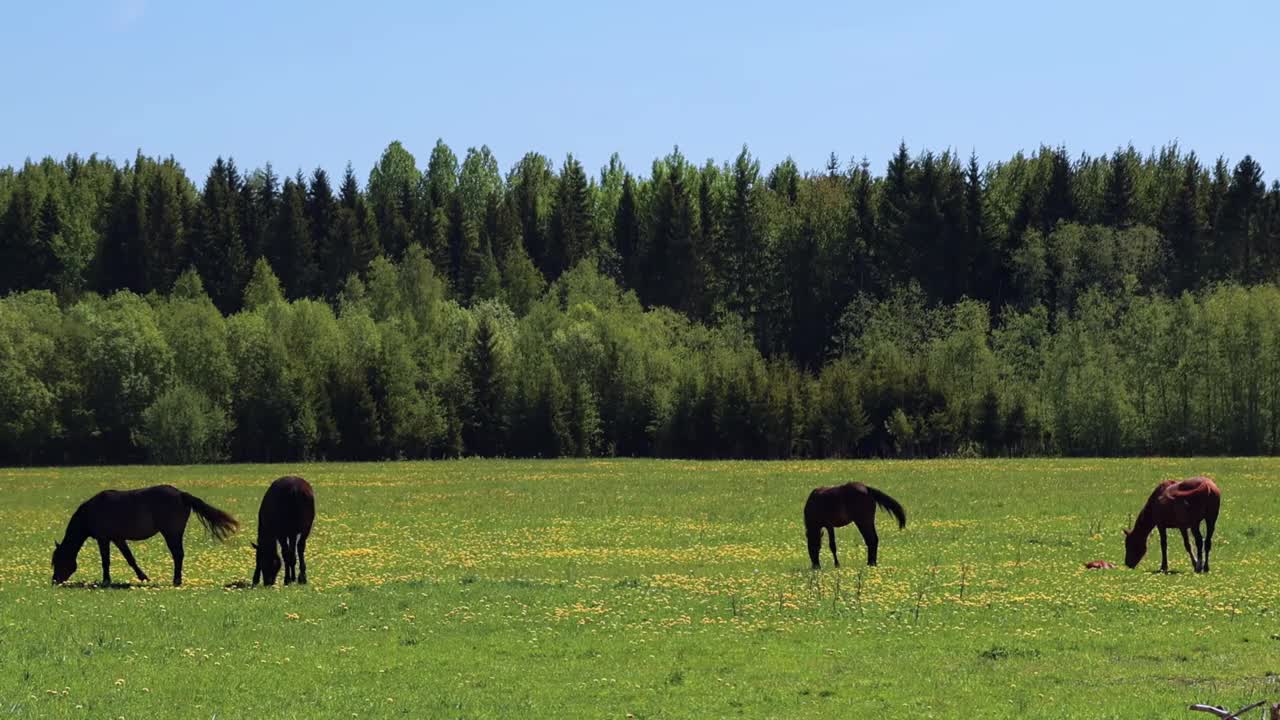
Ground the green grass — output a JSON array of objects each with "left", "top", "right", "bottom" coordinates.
[{"left": 3, "top": 458, "right": 1280, "bottom": 719}]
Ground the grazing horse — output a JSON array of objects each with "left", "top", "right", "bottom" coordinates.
[
  {"left": 52, "top": 485, "right": 239, "bottom": 586},
  {"left": 1123, "top": 477, "right": 1220, "bottom": 573},
  {"left": 804, "top": 482, "right": 907, "bottom": 568},
  {"left": 252, "top": 476, "right": 315, "bottom": 586}
]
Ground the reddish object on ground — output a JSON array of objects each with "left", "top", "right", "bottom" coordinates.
[{"left": 1084, "top": 560, "right": 1117, "bottom": 570}]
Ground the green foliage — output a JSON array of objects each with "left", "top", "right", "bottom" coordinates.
[
  {"left": 136, "top": 383, "right": 231, "bottom": 464},
  {"left": 5, "top": 142, "right": 1280, "bottom": 462},
  {"left": 242, "top": 257, "right": 284, "bottom": 310}
]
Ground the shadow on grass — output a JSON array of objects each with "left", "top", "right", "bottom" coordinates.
[{"left": 55, "top": 581, "right": 140, "bottom": 590}]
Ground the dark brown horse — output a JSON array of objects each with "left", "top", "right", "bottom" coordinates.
[
  {"left": 52, "top": 485, "right": 239, "bottom": 586},
  {"left": 252, "top": 476, "right": 315, "bottom": 586},
  {"left": 1123, "top": 476, "right": 1220, "bottom": 573},
  {"left": 804, "top": 482, "right": 907, "bottom": 568}
]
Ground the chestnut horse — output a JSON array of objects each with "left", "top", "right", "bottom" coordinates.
[
  {"left": 52, "top": 485, "right": 239, "bottom": 586},
  {"left": 1123, "top": 477, "right": 1220, "bottom": 573},
  {"left": 804, "top": 482, "right": 906, "bottom": 568},
  {"left": 252, "top": 476, "right": 315, "bottom": 586}
]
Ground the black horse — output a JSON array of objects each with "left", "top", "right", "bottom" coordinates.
[
  {"left": 252, "top": 476, "right": 315, "bottom": 586},
  {"left": 804, "top": 482, "right": 907, "bottom": 568},
  {"left": 52, "top": 485, "right": 239, "bottom": 586}
]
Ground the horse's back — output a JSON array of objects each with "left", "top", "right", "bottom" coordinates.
[
  {"left": 804, "top": 482, "right": 866, "bottom": 527},
  {"left": 260, "top": 476, "right": 315, "bottom": 535},
  {"left": 78, "top": 486, "right": 183, "bottom": 539}
]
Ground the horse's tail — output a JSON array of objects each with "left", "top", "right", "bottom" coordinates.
[
  {"left": 180, "top": 492, "right": 240, "bottom": 541},
  {"left": 867, "top": 486, "right": 906, "bottom": 530}
]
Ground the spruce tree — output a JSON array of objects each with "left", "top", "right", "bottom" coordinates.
[
  {"left": 614, "top": 173, "right": 642, "bottom": 291},
  {"left": 462, "top": 316, "right": 508, "bottom": 456},
  {"left": 550, "top": 154, "right": 594, "bottom": 277},
  {"left": 1103, "top": 149, "right": 1136, "bottom": 229}
]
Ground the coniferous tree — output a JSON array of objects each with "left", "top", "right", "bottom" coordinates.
[
  {"left": 645, "top": 148, "right": 703, "bottom": 314},
  {"left": 189, "top": 158, "right": 248, "bottom": 312},
  {"left": 99, "top": 170, "right": 147, "bottom": 293},
  {"left": 614, "top": 173, "right": 642, "bottom": 291},
  {"left": 1222, "top": 155, "right": 1267, "bottom": 283},
  {"left": 550, "top": 154, "right": 593, "bottom": 277},
  {"left": 1103, "top": 149, "right": 1136, "bottom": 229},
  {"left": 335, "top": 164, "right": 380, "bottom": 279},
  {"left": 271, "top": 173, "right": 318, "bottom": 299},
  {"left": 462, "top": 316, "right": 508, "bottom": 456},
  {"left": 511, "top": 152, "right": 556, "bottom": 277},
  {"left": 305, "top": 168, "right": 338, "bottom": 297},
  {"left": 1161, "top": 154, "right": 1206, "bottom": 293}
]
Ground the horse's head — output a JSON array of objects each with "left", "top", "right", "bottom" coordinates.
[
  {"left": 1122, "top": 527, "right": 1146, "bottom": 569},
  {"left": 51, "top": 541, "right": 76, "bottom": 584},
  {"left": 251, "top": 542, "right": 281, "bottom": 587}
]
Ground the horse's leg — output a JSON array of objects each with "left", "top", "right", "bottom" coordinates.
[
  {"left": 856, "top": 519, "right": 879, "bottom": 567},
  {"left": 163, "top": 531, "right": 185, "bottom": 587},
  {"left": 806, "top": 523, "right": 822, "bottom": 569},
  {"left": 114, "top": 540, "right": 149, "bottom": 582},
  {"left": 297, "top": 533, "right": 308, "bottom": 585},
  {"left": 1190, "top": 526, "right": 1205, "bottom": 573},
  {"left": 97, "top": 538, "right": 112, "bottom": 585},
  {"left": 282, "top": 535, "right": 297, "bottom": 585},
  {"left": 1204, "top": 515, "right": 1216, "bottom": 573},
  {"left": 1160, "top": 527, "right": 1175, "bottom": 572},
  {"left": 826, "top": 526, "right": 839, "bottom": 568},
  {"left": 1178, "top": 528, "right": 1198, "bottom": 572}
]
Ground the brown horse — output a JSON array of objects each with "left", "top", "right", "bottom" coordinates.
[
  {"left": 252, "top": 476, "right": 315, "bottom": 586},
  {"left": 804, "top": 482, "right": 906, "bottom": 568},
  {"left": 52, "top": 485, "right": 239, "bottom": 586},
  {"left": 1123, "top": 477, "right": 1220, "bottom": 573}
]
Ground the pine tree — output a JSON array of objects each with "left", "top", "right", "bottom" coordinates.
[
  {"left": 271, "top": 173, "right": 317, "bottom": 298},
  {"left": 614, "top": 173, "right": 642, "bottom": 291},
  {"left": 99, "top": 170, "right": 147, "bottom": 293},
  {"left": 189, "top": 158, "right": 248, "bottom": 312},
  {"left": 645, "top": 148, "right": 703, "bottom": 315},
  {"left": 1222, "top": 155, "right": 1267, "bottom": 283},
  {"left": 963, "top": 153, "right": 994, "bottom": 303},
  {"left": 462, "top": 317, "right": 508, "bottom": 456},
  {"left": 307, "top": 167, "right": 340, "bottom": 298},
  {"left": 1103, "top": 149, "right": 1136, "bottom": 228},
  {"left": 1041, "top": 146, "right": 1074, "bottom": 231},
  {"left": 550, "top": 154, "right": 593, "bottom": 277},
  {"left": 145, "top": 159, "right": 189, "bottom": 293},
  {"left": 336, "top": 164, "right": 381, "bottom": 278},
  {"left": 1161, "top": 154, "right": 1206, "bottom": 292},
  {"left": 726, "top": 147, "right": 761, "bottom": 316},
  {"left": 510, "top": 152, "right": 555, "bottom": 277},
  {"left": 244, "top": 163, "right": 278, "bottom": 263}
]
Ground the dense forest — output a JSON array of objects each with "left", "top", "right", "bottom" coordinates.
[{"left": 1, "top": 141, "right": 1279, "bottom": 464}]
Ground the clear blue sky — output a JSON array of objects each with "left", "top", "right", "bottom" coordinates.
[{"left": 4, "top": 0, "right": 1277, "bottom": 183}]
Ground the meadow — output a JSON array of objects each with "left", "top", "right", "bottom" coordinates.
[{"left": 2, "top": 459, "right": 1280, "bottom": 719}]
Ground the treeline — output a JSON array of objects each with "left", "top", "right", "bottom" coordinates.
[
  {"left": 2, "top": 140, "right": 1280, "bottom": 463},
  {"left": 3, "top": 142, "right": 1280, "bottom": 368},
  {"left": 3, "top": 256, "right": 1280, "bottom": 464}
]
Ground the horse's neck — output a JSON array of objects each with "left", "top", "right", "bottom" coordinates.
[
  {"left": 60, "top": 512, "right": 90, "bottom": 553},
  {"left": 1133, "top": 501, "right": 1158, "bottom": 536}
]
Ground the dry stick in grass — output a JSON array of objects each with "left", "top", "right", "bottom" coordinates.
[
  {"left": 958, "top": 564, "right": 970, "bottom": 602},
  {"left": 913, "top": 568, "right": 939, "bottom": 624},
  {"left": 854, "top": 566, "right": 865, "bottom": 614},
  {"left": 1187, "top": 700, "right": 1268, "bottom": 719}
]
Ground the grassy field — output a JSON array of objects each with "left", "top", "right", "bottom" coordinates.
[{"left": 2, "top": 459, "right": 1280, "bottom": 719}]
